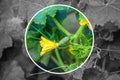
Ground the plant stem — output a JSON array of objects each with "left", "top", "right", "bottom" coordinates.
[
  {"left": 50, "top": 65, "right": 67, "bottom": 72},
  {"left": 51, "top": 56, "right": 60, "bottom": 66},
  {"left": 75, "top": 58, "right": 79, "bottom": 66},
  {"left": 31, "top": 25, "right": 47, "bottom": 38},
  {"left": 52, "top": 17, "right": 71, "bottom": 37},
  {"left": 54, "top": 49, "right": 67, "bottom": 71},
  {"left": 55, "top": 49, "right": 64, "bottom": 66},
  {"left": 51, "top": 56, "right": 67, "bottom": 72},
  {"left": 73, "top": 26, "right": 87, "bottom": 64},
  {"left": 73, "top": 25, "right": 86, "bottom": 43},
  {"left": 27, "top": 35, "right": 41, "bottom": 40}
]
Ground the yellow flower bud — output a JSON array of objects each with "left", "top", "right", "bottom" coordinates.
[
  {"left": 79, "top": 20, "right": 92, "bottom": 30},
  {"left": 68, "top": 45, "right": 74, "bottom": 51}
]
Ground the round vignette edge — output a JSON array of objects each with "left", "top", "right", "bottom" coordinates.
[{"left": 24, "top": 4, "right": 95, "bottom": 74}]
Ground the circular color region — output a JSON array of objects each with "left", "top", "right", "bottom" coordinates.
[{"left": 25, "top": 4, "right": 94, "bottom": 74}]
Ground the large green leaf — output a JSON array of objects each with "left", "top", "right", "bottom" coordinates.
[
  {"left": 33, "top": 6, "right": 74, "bottom": 25},
  {"left": 33, "top": 6, "right": 67, "bottom": 25},
  {"left": 26, "top": 31, "right": 41, "bottom": 61}
]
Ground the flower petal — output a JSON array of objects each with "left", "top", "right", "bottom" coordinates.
[{"left": 40, "top": 36, "right": 58, "bottom": 56}]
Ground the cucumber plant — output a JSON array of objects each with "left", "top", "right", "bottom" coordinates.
[{"left": 25, "top": 5, "right": 94, "bottom": 73}]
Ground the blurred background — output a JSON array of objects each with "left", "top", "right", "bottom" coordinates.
[{"left": 0, "top": 0, "right": 120, "bottom": 80}]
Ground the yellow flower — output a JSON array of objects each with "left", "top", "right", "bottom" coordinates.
[
  {"left": 79, "top": 20, "right": 92, "bottom": 30},
  {"left": 40, "top": 36, "right": 58, "bottom": 56}
]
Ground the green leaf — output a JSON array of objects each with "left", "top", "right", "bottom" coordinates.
[
  {"left": 55, "top": 10, "right": 67, "bottom": 23},
  {"left": 39, "top": 52, "right": 51, "bottom": 66},
  {"left": 34, "top": 11, "right": 47, "bottom": 25},
  {"left": 75, "top": 12, "right": 80, "bottom": 21},
  {"left": 33, "top": 6, "right": 66, "bottom": 25},
  {"left": 29, "top": 41, "right": 41, "bottom": 61},
  {"left": 27, "top": 31, "right": 40, "bottom": 37},
  {"left": 26, "top": 31, "right": 41, "bottom": 61},
  {"left": 47, "top": 7, "right": 57, "bottom": 17},
  {"left": 80, "top": 33, "right": 90, "bottom": 46},
  {"left": 28, "top": 21, "right": 45, "bottom": 32}
]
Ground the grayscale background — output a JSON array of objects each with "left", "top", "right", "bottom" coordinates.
[{"left": 0, "top": 0, "right": 120, "bottom": 80}]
